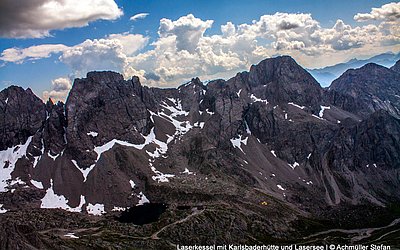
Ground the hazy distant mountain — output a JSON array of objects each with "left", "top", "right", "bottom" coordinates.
[
  {"left": 1, "top": 56, "right": 400, "bottom": 249},
  {"left": 308, "top": 52, "right": 400, "bottom": 86}
]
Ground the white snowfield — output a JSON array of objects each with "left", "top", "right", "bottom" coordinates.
[
  {"left": 288, "top": 102, "right": 305, "bottom": 109},
  {"left": 86, "top": 203, "right": 105, "bottom": 215},
  {"left": 137, "top": 192, "right": 150, "bottom": 205},
  {"left": 230, "top": 135, "right": 248, "bottom": 154},
  {"left": 41, "top": 179, "right": 86, "bottom": 212},
  {"left": 71, "top": 160, "right": 95, "bottom": 182},
  {"left": 0, "top": 136, "right": 32, "bottom": 192},
  {"left": 319, "top": 105, "right": 331, "bottom": 118},
  {"left": 129, "top": 180, "right": 136, "bottom": 189},
  {"left": 250, "top": 94, "right": 268, "bottom": 104}
]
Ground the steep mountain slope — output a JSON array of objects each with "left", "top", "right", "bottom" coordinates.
[
  {"left": 391, "top": 59, "right": 400, "bottom": 73},
  {"left": 1, "top": 56, "right": 400, "bottom": 249},
  {"left": 329, "top": 63, "right": 400, "bottom": 118},
  {"left": 0, "top": 86, "right": 46, "bottom": 150}
]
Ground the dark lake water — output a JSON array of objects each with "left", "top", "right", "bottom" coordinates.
[{"left": 117, "top": 203, "right": 167, "bottom": 225}]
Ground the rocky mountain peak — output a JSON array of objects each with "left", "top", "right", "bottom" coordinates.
[
  {"left": 2, "top": 56, "right": 400, "bottom": 249},
  {"left": 329, "top": 63, "right": 400, "bottom": 117},
  {"left": 248, "top": 55, "right": 317, "bottom": 86},
  {"left": 391, "top": 59, "right": 400, "bottom": 73},
  {"left": 86, "top": 71, "right": 124, "bottom": 84},
  {"left": 244, "top": 55, "right": 323, "bottom": 109},
  {"left": 65, "top": 71, "right": 153, "bottom": 167},
  {"left": 0, "top": 85, "right": 46, "bottom": 150}
]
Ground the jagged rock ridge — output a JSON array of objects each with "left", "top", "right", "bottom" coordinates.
[{"left": 1, "top": 56, "right": 400, "bottom": 249}]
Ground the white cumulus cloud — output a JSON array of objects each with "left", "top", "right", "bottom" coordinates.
[
  {"left": 130, "top": 13, "right": 149, "bottom": 21},
  {"left": 158, "top": 14, "right": 214, "bottom": 53},
  {"left": 59, "top": 33, "right": 148, "bottom": 76},
  {"left": 43, "top": 77, "right": 72, "bottom": 101},
  {"left": 354, "top": 2, "right": 400, "bottom": 22},
  {"left": 0, "top": 0, "right": 123, "bottom": 38},
  {"left": 0, "top": 44, "right": 68, "bottom": 63},
  {"left": 2, "top": 8, "right": 400, "bottom": 92}
]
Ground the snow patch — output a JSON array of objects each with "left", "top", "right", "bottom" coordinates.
[
  {"left": 312, "top": 114, "right": 324, "bottom": 120},
  {"left": 86, "top": 203, "right": 105, "bottom": 216},
  {"left": 64, "top": 233, "right": 79, "bottom": 239},
  {"left": 87, "top": 131, "right": 98, "bottom": 137},
  {"left": 230, "top": 135, "right": 248, "bottom": 154},
  {"left": 5, "top": 98, "right": 8, "bottom": 104},
  {"left": 288, "top": 162, "right": 299, "bottom": 169},
  {"left": 112, "top": 206, "right": 127, "bottom": 212},
  {"left": 41, "top": 180, "right": 86, "bottom": 212},
  {"left": 271, "top": 150, "right": 277, "bottom": 157},
  {"left": 0, "top": 136, "right": 32, "bottom": 192},
  {"left": 250, "top": 94, "right": 268, "bottom": 104},
  {"left": 47, "top": 151, "right": 59, "bottom": 161},
  {"left": 31, "top": 180, "right": 43, "bottom": 189},
  {"left": 288, "top": 102, "right": 305, "bottom": 109},
  {"left": 245, "top": 121, "right": 251, "bottom": 134},
  {"left": 319, "top": 105, "right": 331, "bottom": 118},
  {"left": 181, "top": 168, "right": 193, "bottom": 175},
  {"left": 277, "top": 185, "right": 285, "bottom": 191},
  {"left": 137, "top": 192, "right": 150, "bottom": 205},
  {"left": 151, "top": 166, "right": 175, "bottom": 182},
  {"left": 237, "top": 89, "right": 242, "bottom": 97},
  {"left": 205, "top": 109, "right": 214, "bottom": 115},
  {"left": 71, "top": 160, "right": 95, "bottom": 182},
  {"left": 194, "top": 122, "right": 205, "bottom": 128},
  {"left": 162, "top": 98, "right": 189, "bottom": 117},
  {"left": 129, "top": 180, "right": 136, "bottom": 189},
  {"left": 0, "top": 204, "right": 7, "bottom": 213}
]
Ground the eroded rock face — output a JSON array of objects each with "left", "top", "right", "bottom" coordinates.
[
  {"left": 0, "top": 86, "right": 46, "bottom": 150},
  {"left": 329, "top": 63, "right": 400, "bottom": 117},
  {"left": 1, "top": 56, "right": 400, "bottom": 249},
  {"left": 65, "top": 71, "right": 153, "bottom": 167},
  {"left": 247, "top": 56, "right": 324, "bottom": 110},
  {"left": 391, "top": 59, "right": 400, "bottom": 73}
]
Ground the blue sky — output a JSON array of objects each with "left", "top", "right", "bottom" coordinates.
[{"left": 0, "top": 0, "right": 399, "bottom": 100}]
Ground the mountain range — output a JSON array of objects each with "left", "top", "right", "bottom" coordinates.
[
  {"left": 308, "top": 52, "right": 400, "bottom": 86},
  {"left": 0, "top": 56, "right": 400, "bottom": 249}
]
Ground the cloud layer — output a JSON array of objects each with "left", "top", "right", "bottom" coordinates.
[
  {"left": 0, "top": 2, "right": 399, "bottom": 101},
  {"left": 0, "top": 44, "right": 68, "bottom": 63},
  {"left": 354, "top": 2, "right": 400, "bottom": 22},
  {"left": 43, "top": 77, "right": 72, "bottom": 101},
  {"left": 0, "top": 0, "right": 123, "bottom": 38},
  {"left": 130, "top": 13, "right": 149, "bottom": 22}
]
